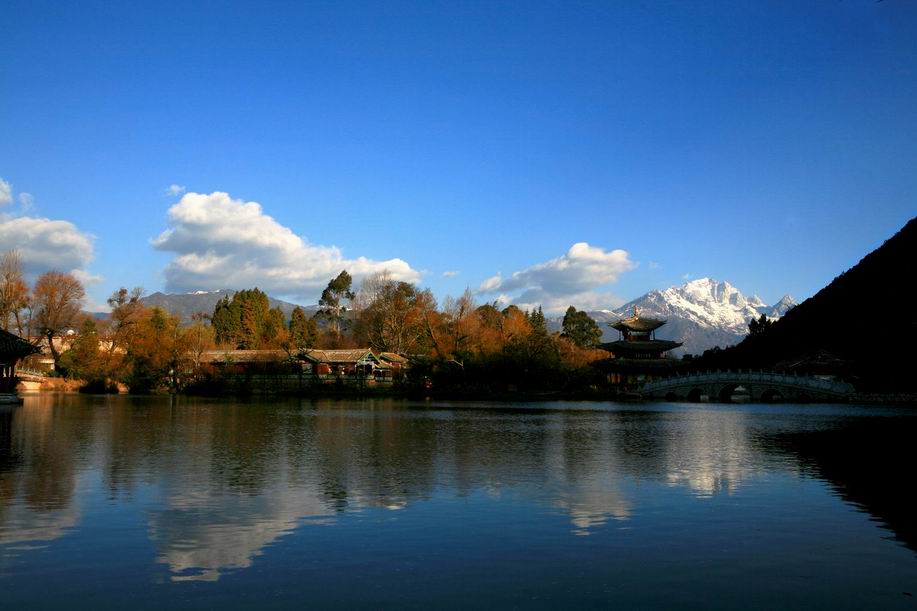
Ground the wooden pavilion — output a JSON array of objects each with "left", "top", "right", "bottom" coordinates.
[{"left": 1, "top": 329, "right": 40, "bottom": 403}]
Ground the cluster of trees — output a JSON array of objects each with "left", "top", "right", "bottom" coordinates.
[
  {"left": 183, "top": 268, "right": 610, "bottom": 392},
  {"left": 314, "top": 271, "right": 608, "bottom": 392},
  {"left": 1, "top": 250, "right": 216, "bottom": 393},
  {"left": 211, "top": 288, "right": 319, "bottom": 352},
  {"left": 747, "top": 313, "right": 774, "bottom": 336},
  {"left": 2, "top": 246, "right": 613, "bottom": 394},
  {"left": 1, "top": 250, "right": 88, "bottom": 366},
  {"left": 58, "top": 287, "right": 214, "bottom": 393}
]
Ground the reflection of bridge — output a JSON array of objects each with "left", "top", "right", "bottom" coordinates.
[{"left": 641, "top": 370, "right": 855, "bottom": 403}]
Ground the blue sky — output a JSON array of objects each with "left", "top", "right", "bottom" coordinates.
[{"left": 1, "top": 0, "right": 915, "bottom": 312}]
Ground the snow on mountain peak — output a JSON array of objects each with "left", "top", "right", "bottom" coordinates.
[
  {"left": 769, "top": 294, "right": 797, "bottom": 316},
  {"left": 543, "top": 279, "right": 794, "bottom": 356},
  {"left": 601, "top": 278, "right": 794, "bottom": 355},
  {"left": 679, "top": 277, "right": 744, "bottom": 306}
]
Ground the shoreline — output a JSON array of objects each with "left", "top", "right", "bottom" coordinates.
[{"left": 16, "top": 386, "right": 917, "bottom": 406}]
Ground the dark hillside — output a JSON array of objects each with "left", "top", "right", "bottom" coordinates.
[{"left": 697, "top": 216, "right": 917, "bottom": 391}]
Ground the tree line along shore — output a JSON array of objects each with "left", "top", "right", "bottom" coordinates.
[{"left": 2, "top": 257, "right": 613, "bottom": 396}]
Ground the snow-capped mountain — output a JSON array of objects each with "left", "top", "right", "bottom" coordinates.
[
  {"left": 630, "top": 278, "right": 793, "bottom": 334},
  {"left": 767, "top": 294, "right": 797, "bottom": 317},
  {"left": 570, "top": 278, "right": 796, "bottom": 356}
]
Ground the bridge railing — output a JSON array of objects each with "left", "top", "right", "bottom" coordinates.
[
  {"left": 641, "top": 370, "right": 854, "bottom": 395},
  {"left": 15, "top": 368, "right": 49, "bottom": 378}
]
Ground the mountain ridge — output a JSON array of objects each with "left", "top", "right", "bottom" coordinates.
[
  {"left": 697, "top": 216, "right": 917, "bottom": 390},
  {"left": 551, "top": 278, "right": 795, "bottom": 356},
  {"left": 140, "top": 290, "right": 318, "bottom": 323}
]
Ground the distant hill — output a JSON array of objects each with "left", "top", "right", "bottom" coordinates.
[
  {"left": 548, "top": 278, "right": 795, "bottom": 356},
  {"left": 141, "top": 290, "right": 318, "bottom": 323},
  {"left": 698, "top": 216, "right": 917, "bottom": 391}
]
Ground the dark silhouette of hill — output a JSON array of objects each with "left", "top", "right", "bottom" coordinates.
[{"left": 696, "top": 216, "right": 917, "bottom": 391}]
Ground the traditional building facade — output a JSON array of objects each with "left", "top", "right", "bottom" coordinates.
[{"left": 198, "top": 348, "right": 409, "bottom": 390}]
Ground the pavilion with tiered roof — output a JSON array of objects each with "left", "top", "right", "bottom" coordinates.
[
  {"left": 601, "top": 307, "right": 682, "bottom": 359},
  {"left": 598, "top": 307, "right": 682, "bottom": 388}
]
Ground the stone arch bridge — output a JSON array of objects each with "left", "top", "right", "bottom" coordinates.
[
  {"left": 640, "top": 370, "right": 855, "bottom": 403},
  {"left": 14, "top": 368, "right": 47, "bottom": 392}
]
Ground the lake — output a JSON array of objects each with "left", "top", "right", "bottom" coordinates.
[{"left": 1, "top": 395, "right": 916, "bottom": 609}]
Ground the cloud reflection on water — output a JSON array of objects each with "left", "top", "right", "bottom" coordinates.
[{"left": 3, "top": 398, "right": 906, "bottom": 584}]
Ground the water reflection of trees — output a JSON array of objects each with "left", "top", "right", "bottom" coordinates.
[
  {"left": 0, "top": 397, "right": 91, "bottom": 546},
  {"left": 3, "top": 398, "right": 806, "bottom": 580}
]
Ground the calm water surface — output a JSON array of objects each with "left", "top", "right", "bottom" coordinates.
[{"left": 1, "top": 395, "right": 916, "bottom": 609}]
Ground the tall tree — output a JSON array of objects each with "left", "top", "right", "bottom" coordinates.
[
  {"left": 60, "top": 317, "right": 103, "bottom": 382},
  {"left": 0, "top": 250, "right": 30, "bottom": 336},
  {"left": 211, "top": 295, "right": 240, "bottom": 346},
  {"left": 748, "top": 313, "right": 773, "bottom": 336},
  {"left": 186, "top": 312, "right": 215, "bottom": 370},
  {"left": 317, "top": 270, "right": 354, "bottom": 339},
  {"left": 126, "top": 307, "right": 189, "bottom": 392},
  {"left": 288, "top": 306, "right": 318, "bottom": 352},
  {"left": 262, "top": 306, "right": 286, "bottom": 346},
  {"left": 106, "top": 287, "right": 147, "bottom": 360},
  {"left": 237, "top": 288, "right": 270, "bottom": 349},
  {"left": 33, "top": 271, "right": 85, "bottom": 368},
  {"left": 210, "top": 289, "right": 271, "bottom": 348},
  {"left": 441, "top": 289, "right": 477, "bottom": 358},
  {"left": 526, "top": 306, "right": 555, "bottom": 359},
  {"left": 561, "top": 306, "right": 603, "bottom": 348},
  {"left": 354, "top": 275, "right": 427, "bottom": 354},
  {"left": 528, "top": 307, "right": 548, "bottom": 338}
]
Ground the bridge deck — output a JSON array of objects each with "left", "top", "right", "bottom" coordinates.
[{"left": 641, "top": 370, "right": 855, "bottom": 400}]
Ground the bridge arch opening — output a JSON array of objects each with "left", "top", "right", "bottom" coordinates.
[
  {"left": 717, "top": 384, "right": 739, "bottom": 403},
  {"left": 760, "top": 389, "right": 784, "bottom": 403},
  {"left": 687, "top": 388, "right": 705, "bottom": 403},
  {"left": 664, "top": 392, "right": 679, "bottom": 402}
]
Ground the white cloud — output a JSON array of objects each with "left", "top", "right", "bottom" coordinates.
[
  {"left": 70, "top": 268, "right": 104, "bottom": 286},
  {"left": 442, "top": 270, "right": 460, "bottom": 278},
  {"left": 166, "top": 184, "right": 186, "bottom": 196},
  {"left": 153, "top": 191, "right": 421, "bottom": 300},
  {"left": 18, "top": 192, "right": 34, "bottom": 211},
  {"left": 513, "top": 290, "right": 627, "bottom": 314},
  {"left": 477, "top": 242, "right": 635, "bottom": 313},
  {"left": 479, "top": 274, "right": 502, "bottom": 291},
  {"left": 0, "top": 215, "right": 97, "bottom": 281},
  {"left": 0, "top": 178, "right": 11, "bottom": 206}
]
